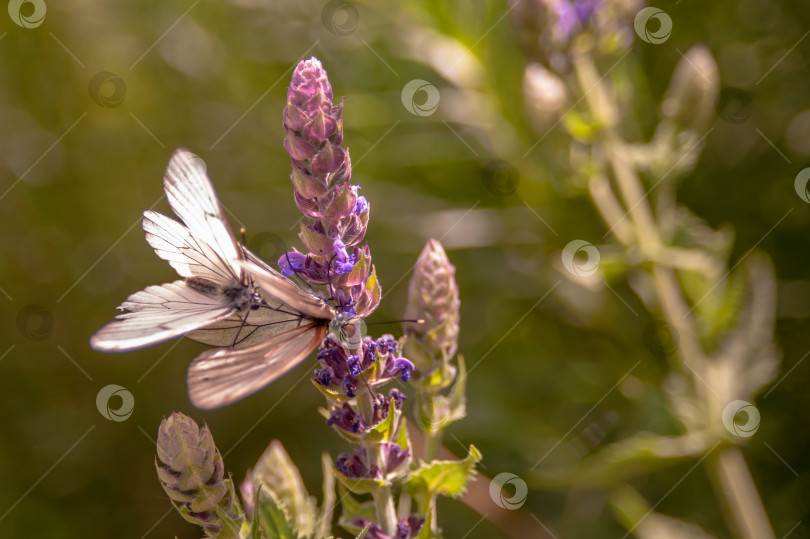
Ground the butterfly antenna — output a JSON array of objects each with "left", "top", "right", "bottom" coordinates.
[
  {"left": 364, "top": 319, "right": 424, "bottom": 326},
  {"left": 358, "top": 371, "right": 376, "bottom": 399},
  {"left": 240, "top": 227, "right": 248, "bottom": 244},
  {"left": 326, "top": 254, "right": 337, "bottom": 302}
]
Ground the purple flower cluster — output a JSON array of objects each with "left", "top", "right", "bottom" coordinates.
[
  {"left": 280, "top": 57, "right": 380, "bottom": 318},
  {"left": 326, "top": 388, "right": 406, "bottom": 437},
  {"left": 336, "top": 442, "right": 410, "bottom": 481},
  {"left": 314, "top": 334, "right": 413, "bottom": 398},
  {"left": 509, "top": 0, "right": 637, "bottom": 73}
]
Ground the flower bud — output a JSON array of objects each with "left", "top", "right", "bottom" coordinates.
[
  {"left": 155, "top": 413, "right": 242, "bottom": 536},
  {"left": 403, "top": 240, "right": 460, "bottom": 370}
]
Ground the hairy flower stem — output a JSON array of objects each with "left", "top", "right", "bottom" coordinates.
[
  {"left": 356, "top": 387, "right": 397, "bottom": 534},
  {"left": 424, "top": 429, "right": 443, "bottom": 463},
  {"left": 374, "top": 484, "right": 397, "bottom": 536},
  {"left": 572, "top": 52, "right": 776, "bottom": 539}
]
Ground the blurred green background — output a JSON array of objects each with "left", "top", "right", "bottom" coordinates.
[{"left": 1, "top": 0, "right": 809, "bottom": 537}]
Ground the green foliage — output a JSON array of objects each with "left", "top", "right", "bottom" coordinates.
[
  {"left": 251, "top": 441, "right": 318, "bottom": 536},
  {"left": 404, "top": 445, "right": 482, "bottom": 500},
  {"left": 254, "top": 486, "right": 300, "bottom": 539}
]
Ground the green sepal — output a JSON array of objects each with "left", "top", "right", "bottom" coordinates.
[
  {"left": 346, "top": 248, "right": 371, "bottom": 287},
  {"left": 367, "top": 396, "right": 402, "bottom": 444},
  {"left": 333, "top": 463, "right": 390, "bottom": 495},
  {"left": 446, "top": 354, "right": 467, "bottom": 425},
  {"left": 362, "top": 265, "right": 381, "bottom": 315},
  {"left": 311, "top": 379, "right": 355, "bottom": 404},
  {"left": 337, "top": 486, "right": 377, "bottom": 533},
  {"left": 417, "top": 356, "right": 466, "bottom": 434},
  {"left": 354, "top": 523, "right": 373, "bottom": 539}
]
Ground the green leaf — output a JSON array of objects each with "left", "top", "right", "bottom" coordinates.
[
  {"left": 315, "top": 453, "right": 336, "bottom": 539},
  {"left": 256, "top": 486, "right": 299, "bottom": 539},
  {"left": 252, "top": 441, "right": 318, "bottom": 536},
  {"left": 417, "top": 352, "right": 456, "bottom": 392},
  {"left": 533, "top": 433, "right": 710, "bottom": 489},
  {"left": 404, "top": 444, "right": 482, "bottom": 499},
  {"left": 609, "top": 484, "right": 717, "bottom": 538},
  {"left": 365, "top": 266, "right": 381, "bottom": 313}
]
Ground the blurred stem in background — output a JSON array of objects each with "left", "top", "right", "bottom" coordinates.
[
  {"left": 574, "top": 45, "right": 775, "bottom": 538},
  {"left": 510, "top": 1, "right": 782, "bottom": 537}
]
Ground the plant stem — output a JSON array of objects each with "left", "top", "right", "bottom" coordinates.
[
  {"left": 709, "top": 445, "right": 776, "bottom": 539},
  {"left": 373, "top": 484, "right": 398, "bottom": 535},
  {"left": 357, "top": 387, "right": 397, "bottom": 534},
  {"left": 424, "top": 428, "right": 443, "bottom": 462}
]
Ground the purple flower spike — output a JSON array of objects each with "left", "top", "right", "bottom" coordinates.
[{"left": 283, "top": 57, "right": 381, "bottom": 319}]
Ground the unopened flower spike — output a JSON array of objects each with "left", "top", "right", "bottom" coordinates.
[
  {"left": 403, "top": 239, "right": 460, "bottom": 378},
  {"left": 280, "top": 57, "right": 380, "bottom": 319},
  {"left": 155, "top": 413, "right": 243, "bottom": 536}
]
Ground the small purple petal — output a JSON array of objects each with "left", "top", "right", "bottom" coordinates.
[
  {"left": 278, "top": 251, "right": 307, "bottom": 277},
  {"left": 333, "top": 255, "right": 356, "bottom": 275},
  {"left": 389, "top": 388, "right": 406, "bottom": 409},
  {"left": 395, "top": 358, "right": 414, "bottom": 382},
  {"left": 314, "top": 367, "right": 333, "bottom": 386},
  {"left": 341, "top": 378, "right": 356, "bottom": 398},
  {"left": 333, "top": 238, "right": 349, "bottom": 261},
  {"left": 347, "top": 355, "right": 361, "bottom": 377},
  {"left": 353, "top": 194, "right": 368, "bottom": 215}
]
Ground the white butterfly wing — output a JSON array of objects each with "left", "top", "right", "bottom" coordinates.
[
  {"left": 143, "top": 209, "right": 238, "bottom": 285},
  {"left": 90, "top": 281, "right": 238, "bottom": 352},
  {"left": 91, "top": 150, "right": 249, "bottom": 353},
  {"left": 187, "top": 322, "right": 328, "bottom": 409},
  {"left": 162, "top": 148, "right": 243, "bottom": 278}
]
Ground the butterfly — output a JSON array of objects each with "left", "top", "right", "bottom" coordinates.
[{"left": 90, "top": 148, "right": 341, "bottom": 409}]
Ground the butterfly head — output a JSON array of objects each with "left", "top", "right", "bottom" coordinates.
[{"left": 329, "top": 311, "right": 367, "bottom": 352}]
